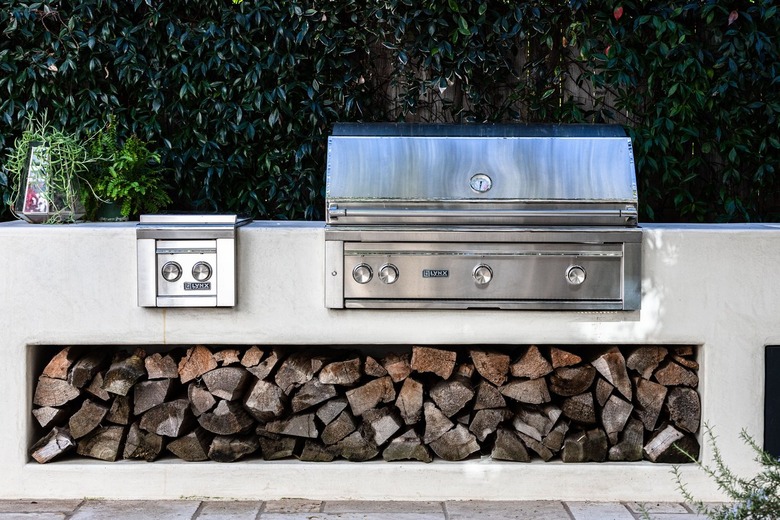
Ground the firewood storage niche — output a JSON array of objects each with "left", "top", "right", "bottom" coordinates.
[{"left": 29, "top": 344, "right": 701, "bottom": 464}]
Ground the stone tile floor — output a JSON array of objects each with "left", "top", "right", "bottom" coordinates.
[{"left": 0, "top": 499, "right": 716, "bottom": 519}]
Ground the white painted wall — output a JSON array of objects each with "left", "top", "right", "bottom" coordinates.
[{"left": 1, "top": 220, "right": 778, "bottom": 501}]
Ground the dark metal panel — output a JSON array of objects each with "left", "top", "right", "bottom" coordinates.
[{"left": 766, "top": 346, "right": 780, "bottom": 457}]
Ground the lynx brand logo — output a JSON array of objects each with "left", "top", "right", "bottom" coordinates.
[
  {"left": 184, "top": 282, "right": 211, "bottom": 290},
  {"left": 422, "top": 269, "right": 449, "bottom": 278}
]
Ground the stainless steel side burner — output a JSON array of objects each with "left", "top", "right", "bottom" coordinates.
[{"left": 136, "top": 214, "right": 250, "bottom": 307}]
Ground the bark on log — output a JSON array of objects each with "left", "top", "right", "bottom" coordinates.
[
  {"left": 345, "top": 376, "right": 395, "bottom": 416},
  {"left": 548, "top": 366, "right": 596, "bottom": 397},
  {"left": 134, "top": 379, "right": 173, "bottom": 416},
  {"left": 471, "top": 349, "right": 510, "bottom": 386},
  {"left": 608, "top": 417, "right": 644, "bottom": 461},
  {"left": 299, "top": 440, "right": 336, "bottom": 462},
  {"left": 429, "top": 424, "right": 480, "bottom": 461},
  {"left": 243, "top": 379, "right": 286, "bottom": 422},
  {"left": 626, "top": 347, "right": 667, "bottom": 380},
  {"left": 166, "top": 427, "right": 212, "bottom": 461},
  {"left": 202, "top": 367, "right": 250, "bottom": 401},
  {"left": 430, "top": 375, "right": 474, "bottom": 417},
  {"left": 499, "top": 378, "right": 551, "bottom": 404},
  {"left": 76, "top": 425, "right": 126, "bottom": 462},
  {"left": 332, "top": 430, "right": 379, "bottom": 462},
  {"left": 396, "top": 377, "right": 424, "bottom": 425},
  {"left": 382, "top": 428, "right": 432, "bottom": 462},
  {"left": 643, "top": 424, "right": 700, "bottom": 463},
  {"left": 30, "top": 427, "right": 75, "bottom": 463},
  {"left": 561, "top": 429, "right": 608, "bottom": 462},
  {"left": 103, "top": 352, "right": 146, "bottom": 396},
  {"left": 259, "top": 436, "right": 298, "bottom": 460},
  {"left": 591, "top": 349, "right": 632, "bottom": 401},
  {"left": 144, "top": 353, "right": 179, "bottom": 380},
  {"left": 123, "top": 422, "right": 163, "bottom": 461},
  {"left": 208, "top": 434, "right": 259, "bottom": 462},
  {"left": 69, "top": 399, "right": 109, "bottom": 439},
  {"left": 178, "top": 345, "right": 218, "bottom": 384},
  {"left": 410, "top": 346, "right": 456, "bottom": 379},
  {"left": 319, "top": 358, "right": 362, "bottom": 386},
  {"left": 491, "top": 428, "right": 531, "bottom": 462},
  {"left": 543, "top": 421, "right": 569, "bottom": 453},
  {"left": 197, "top": 400, "right": 254, "bottom": 435},
  {"left": 33, "top": 376, "right": 80, "bottom": 407},
  {"left": 68, "top": 352, "right": 106, "bottom": 388},
  {"left": 139, "top": 399, "right": 194, "bottom": 437},
  {"left": 510, "top": 346, "right": 553, "bottom": 379}
]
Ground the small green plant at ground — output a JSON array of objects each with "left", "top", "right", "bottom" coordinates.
[{"left": 673, "top": 424, "right": 780, "bottom": 519}]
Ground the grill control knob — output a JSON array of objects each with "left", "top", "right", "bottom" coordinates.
[
  {"left": 192, "top": 261, "right": 213, "bottom": 282},
  {"left": 566, "top": 265, "right": 587, "bottom": 285},
  {"left": 473, "top": 264, "right": 493, "bottom": 285},
  {"left": 352, "top": 263, "right": 373, "bottom": 284},
  {"left": 378, "top": 264, "right": 399, "bottom": 284},
  {"left": 161, "top": 261, "right": 183, "bottom": 282}
]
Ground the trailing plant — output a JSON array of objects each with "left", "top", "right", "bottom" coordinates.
[
  {"left": 673, "top": 424, "right": 780, "bottom": 519},
  {"left": 5, "top": 116, "right": 97, "bottom": 223}
]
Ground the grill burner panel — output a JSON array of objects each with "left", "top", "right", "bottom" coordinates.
[{"left": 324, "top": 124, "right": 642, "bottom": 311}]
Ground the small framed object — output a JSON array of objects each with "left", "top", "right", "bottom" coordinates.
[{"left": 13, "top": 141, "right": 50, "bottom": 223}]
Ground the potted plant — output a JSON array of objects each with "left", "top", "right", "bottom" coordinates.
[
  {"left": 89, "top": 130, "right": 172, "bottom": 221},
  {"left": 5, "top": 116, "right": 96, "bottom": 223}
]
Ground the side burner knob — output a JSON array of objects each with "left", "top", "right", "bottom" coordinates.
[
  {"left": 473, "top": 264, "right": 493, "bottom": 285},
  {"left": 352, "top": 263, "right": 373, "bottom": 284},
  {"left": 566, "top": 265, "right": 587, "bottom": 285},
  {"left": 378, "top": 264, "right": 399, "bottom": 284},
  {"left": 161, "top": 261, "right": 182, "bottom": 282}
]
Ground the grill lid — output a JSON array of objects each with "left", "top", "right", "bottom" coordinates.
[{"left": 326, "top": 123, "right": 638, "bottom": 227}]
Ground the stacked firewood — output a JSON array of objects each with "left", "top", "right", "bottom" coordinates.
[{"left": 30, "top": 344, "right": 700, "bottom": 464}]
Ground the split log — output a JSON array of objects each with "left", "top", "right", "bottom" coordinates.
[
  {"left": 246, "top": 347, "right": 282, "bottom": 380},
  {"left": 429, "top": 424, "right": 480, "bottom": 461},
  {"left": 213, "top": 349, "right": 241, "bottom": 366},
  {"left": 321, "top": 410, "right": 358, "bottom": 445},
  {"left": 543, "top": 421, "right": 569, "bottom": 453},
  {"left": 644, "top": 424, "right": 700, "bottom": 463},
  {"left": 654, "top": 361, "right": 699, "bottom": 388},
  {"left": 345, "top": 376, "right": 395, "bottom": 416},
  {"left": 422, "top": 402, "right": 454, "bottom": 444},
  {"left": 85, "top": 372, "right": 110, "bottom": 401},
  {"left": 635, "top": 378, "right": 668, "bottom": 431},
  {"left": 667, "top": 386, "right": 701, "bottom": 434},
  {"left": 364, "top": 356, "right": 388, "bottom": 377},
  {"left": 33, "top": 376, "right": 80, "bottom": 407},
  {"left": 456, "top": 362, "right": 475, "bottom": 378},
  {"left": 516, "top": 431, "right": 554, "bottom": 461},
  {"left": 674, "top": 346, "right": 695, "bottom": 357},
  {"left": 410, "top": 346, "right": 456, "bottom": 379},
  {"left": 69, "top": 399, "right": 109, "bottom": 439},
  {"left": 140, "top": 399, "right": 194, "bottom": 437},
  {"left": 178, "top": 345, "right": 218, "bottom": 384},
  {"left": 167, "top": 427, "right": 212, "bottom": 461},
  {"left": 30, "top": 427, "right": 75, "bottom": 463},
  {"left": 291, "top": 379, "right": 337, "bottom": 413},
  {"left": 106, "top": 395, "right": 132, "bottom": 425},
  {"left": 561, "top": 429, "right": 608, "bottom": 462},
  {"left": 197, "top": 400, "right": 254, "bottom": 435},
  {"left": 595, "top": 378, "right": 614, "bottom": 407},
  {"left": 671, "top": 354, "right": 699, "bottom": 370},
  {"left": 144, "top": 353, "right": 179, "bottom": 380},
  {"left": 316, "top": 397, "right": 348, "bottom": 426},
  {"left": 510, "top": 346, "right": 553, "bottom": 379},
  {"left": 430, "top": 375, "right": 474, "bottom": 417},
  {"left": 274, "top": 351, "right": 323, "bottom": 394},
  {"left": 188, "top": 382, "right": 217, "bottom": 417},
  {"left": 134, "top": 379, "right": 173, "bottom": 415},
  {"left": 362, "top": 407, "right": 403, "bottom": 446},
  {"left": 550, "top": 347, "right": 582, "bottom": 368},
  {"left": 33, "top": 406, "right": 69, "bottom": 429},
  {"left": 626, "top": 347, "right": 667, "bottom": 379},
  {"left": 500, "top": 378, "right": 551, "bottom": 404},
  {"left": 513, "top": 407, "right": 560, "bottom": 441},
  {"left": 608, "top": 417, "right": 644, "bottom": 461},
  {"left": 208, "top": 434, "right": 259, "bottom": 462},
  {"left": 68, "top": 352, "right": 106, "bottom": 388},
  {"left": 395, "top": 377, "right": 424, "bottom": 425},
  {"left": 561, "top": 392, "right": 596, "bottom": 425},
  {"left": 299, "top": 440, "right": 336, "bottom": 462},
  {"left": 240, "top": 346, "right": 265, "bottom": 368},
  {"left": 470, "top": 409, "right": 506, "bottom": 442},
  {"left": 382, "top": 428, "right": 432, "bottom": 462},
  {"left": 243, "top": 379, "right": 286, "bottom": 422},
  {"left": 601, "top": 395, "right": 634, "bottom": 444},
  {"left": 123, "top": 422, "right": 163, "bottom": 461},
  {"left": 259, "top": 436, "right": 298, "bottom": 460},
  {"left": 548, "top": 366, "right": 596, "bottom": 397},
  {"left": 381, "top": 352, "right": 411, "bottom": 382},
  {"left": 42, "top": 347, "right": 78, "bottom": 379},
  {"left": 264, "top": 413, "right": 318, "bottom": 438},
  {"left": 473, "top": 382, "right": 507, "bottom": 410},
  {"left": 471, "top": 349, "right": 510, "bottom": 386},
  {"left": 76, "top": 425, "right": 126, "bottom": 462},
  {"left": 202, "top": 367, "right": 249, "bottom": 401},
  {"left": 332, "top": 430, "right": 379, "bottom": 461},
  {"left": 103, "top": 352, "right": 146, "bottom": 396},
  {"left": 591, "top": 349, "right": 632, "bottom": 400},
  {"left": 491, "top": 428, "right": 531, "bottom": 462},
  {"left": 319, "top": 358, "right": 362, "bottom": 386}
]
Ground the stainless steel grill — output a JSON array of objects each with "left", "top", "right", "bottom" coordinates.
[{"left": 324, "top": 123, "right": 642, "bottom": 311}]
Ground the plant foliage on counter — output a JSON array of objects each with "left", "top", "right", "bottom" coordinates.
[{"left": 0, "top": 0, "right": 778, "bottom": 222}]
